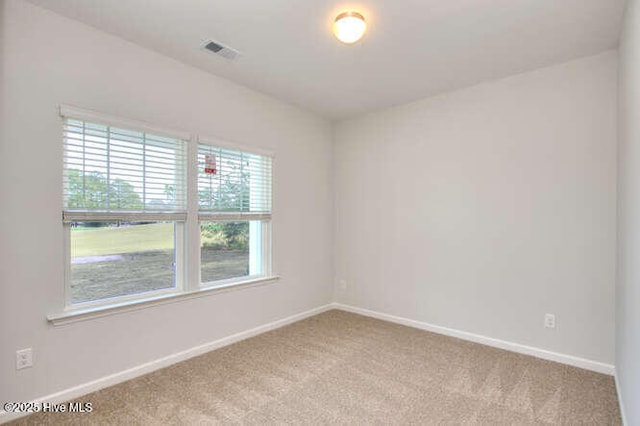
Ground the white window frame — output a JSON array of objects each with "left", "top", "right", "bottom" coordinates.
[
  {"left": 195, "top": 137, "right": 274, "bottom": 289},
  {"left": 52, "top": 106, "right": 277, "bottom": 324}
]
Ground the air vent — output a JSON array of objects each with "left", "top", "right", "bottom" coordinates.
[{"left": 202, "top": 40, "right": 241, "bottom": 61}]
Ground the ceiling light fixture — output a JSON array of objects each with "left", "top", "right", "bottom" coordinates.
[{"left": 333, "top": 11, "right": 366, "bottom": 44}]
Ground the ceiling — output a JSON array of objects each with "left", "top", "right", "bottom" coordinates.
[{"left": 27, "top": 0, "right": 627, "bottom": 120}]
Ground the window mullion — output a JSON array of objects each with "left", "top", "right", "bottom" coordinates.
[{"left": 186, "top": 136, "right": 200, "bottom": 291}]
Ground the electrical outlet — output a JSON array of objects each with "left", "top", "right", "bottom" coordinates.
[
  {"left": 544, "top": 314, "right": 556, "bottom": 329},
  {"left": 338, "top": 280, "right": 347, "bottom": 290},
  {"left": 16, "top": 348, "right": 33, "bottom": 370}
]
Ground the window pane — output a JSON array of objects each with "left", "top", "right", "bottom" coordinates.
[
  {"left": 200, "top": 221, "right": 254, "bottom": 284},
  {"left": 70, "top": 221, "right": 176, "bottom": 304},
  {"left": 63, "top": 118, "right": 187, "bottom": 213},
  {"left": 197, "top": 144, "right": 272, "bottom": 214}
]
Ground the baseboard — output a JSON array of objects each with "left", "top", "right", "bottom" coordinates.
[
  {"left": 331, "top": 303, "right": 615, "bottom": 375},
  {"left": 614, "top": 369, "right": 628, "bottom": 426},
  {"left": 0, "top": 303, "right": 334, "bottom": 424}
]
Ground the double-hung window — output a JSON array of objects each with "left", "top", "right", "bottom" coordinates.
[
  {"left": 59, "top": 106, "right": 274, "bottom": 315},
  {"left": 62, "top": 109, "right": 188, "bottom": 307},
  {"left": 197, "top": 142, "right": 273, "bottom": 286}
]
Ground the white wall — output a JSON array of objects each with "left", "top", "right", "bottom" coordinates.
[
  {"left": 334, "top": 51, "right": 617, "bottom": 365},
  {"left": 0, "top": 0, "right": 333, "bottom": 404},
  {"left": 617, "top": 0, "right": 640, "bottom": 423}
]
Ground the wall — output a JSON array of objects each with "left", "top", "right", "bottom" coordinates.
[
  {"left": 0, "top": 0, "right": 333, "bottom": 404},
  {"left": 617, "top": 0, "right": 640, "bottom": 422},
  {"left": 334, "top": 51, "right": 617, "bottom": 365}
]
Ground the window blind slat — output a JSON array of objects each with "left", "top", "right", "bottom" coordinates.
[
  {"left": 198, "top": 212, "right": 271, "bottom": 221},
  {"left": 63, "top": 211, "right": 187, "bottom": 222}
]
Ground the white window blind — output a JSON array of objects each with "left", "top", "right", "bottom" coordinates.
[
  {"left": 62, "top": 117, "right": 188, "bottom": 222},
  {"left": 198, "top": 143, "right": 273, "bottom": 221}
]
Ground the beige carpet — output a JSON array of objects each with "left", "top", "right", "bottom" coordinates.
[{"left": 11, "top": 310, "right": 621, "bottom": 425}]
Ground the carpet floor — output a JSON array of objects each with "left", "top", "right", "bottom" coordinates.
[{"left": 11, "top": 310, "right": 621, "bottom": 425}]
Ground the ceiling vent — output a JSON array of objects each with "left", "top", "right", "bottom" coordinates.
[{"left": 202, "top": 40, "right": 241, "bottom": 61}]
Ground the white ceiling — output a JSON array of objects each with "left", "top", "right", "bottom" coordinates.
[{"left": 27, "top": 0, "right": 627, "bottom": 119}]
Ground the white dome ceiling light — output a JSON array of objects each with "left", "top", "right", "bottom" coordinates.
[{"left": 333, "top": 11, "right": 367, "bottom": 44}]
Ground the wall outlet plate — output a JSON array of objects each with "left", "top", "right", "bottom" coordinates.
[
  {"left": 544, "top": 313, "right": 556, "bottom": 329},
  {"left": 16, "top": 348, "right": 33, "bottom": 370}
]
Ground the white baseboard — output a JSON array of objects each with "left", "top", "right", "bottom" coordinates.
[
  {"left": 614, "top": 370, "right": 628, "bottom": 426},
  {"left": 331, "top": 303, "right": 615, "bottom": 376},
  {"left": 0, "top": 304, "right": 334, "bottom": 424}
]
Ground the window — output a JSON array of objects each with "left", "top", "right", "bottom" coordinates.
[
  {"left": 62, "top": 111, "right": 187, "bottom": 307},
  {"left": 198, "top": 143, "right": 273, "bottom": 286},
  {"left": 60, "top": 106, "right": 274, "bottom": 314}
]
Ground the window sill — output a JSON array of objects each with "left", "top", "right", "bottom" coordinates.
[{"left": 47, "top": 276, "right": 280, "bottom": 326}]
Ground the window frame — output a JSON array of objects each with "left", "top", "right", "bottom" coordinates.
[
  {"left": 195, "top": 138, "right": 274, "bottom": 289},
  {"left": 56, "top": 106, "right": 276, "bottom": 320}
]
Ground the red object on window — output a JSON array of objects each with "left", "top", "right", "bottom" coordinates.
[{"left": 205, "top": 154, "right": 217, "bottom": 174}]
